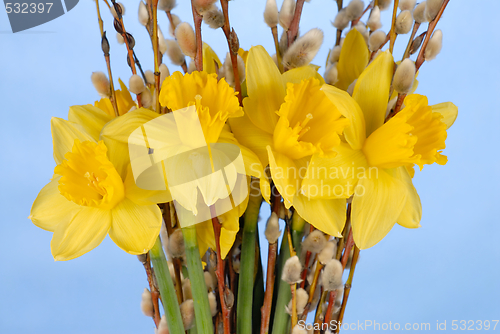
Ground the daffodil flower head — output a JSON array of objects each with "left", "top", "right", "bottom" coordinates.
[{"left": 159, "top": 71, "right": 243, "bottom": 144}]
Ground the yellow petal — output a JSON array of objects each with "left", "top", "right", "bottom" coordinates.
[
  {"left": 351, "top": 167, "right": 408, "bottom": 249},
  {"left": 203, "top": 43, "right": 222, "bottom": 75},
  {"left": 431, "top": 101, "right": 458, "bottom": 129},
  {"left": 30, "top": 177, "right": 80, "bottom": 231},
  {"left": 335, "top": 29, "right": 369, "bottom": 90},
  {"left": 394, "top": 166, "right": 422, "bottom": 228},
  {"left": 228, "top": 113, "right": 273, "bottom": 167},
  {"left": 321, "top": 84, "right": 366, "bottom": 150},
  {"left": 100, "top": 108, "right": 161, "bottom": 179},
  {"left": 292, "top": 194, "right": 346, "bottom": 237},
  {"left": 244, "top": 45, "right": 285, "bottom": 134},
  {"left": 124, "top": 165, "right": 172, "bottom": 205},
  {"left": 51, "top": 117, "right": 95, "bottom": 165},
  {"left": 282, "top": 65, "right": 325, "bottom": 85},
  {"left": 110, "top": 198, "right": 162, "bottom": 255},
  {"left": 68, "top": 105, "right": 113, "bottom": 141},
  {"left": 301, "top": 143, "right": 368, "bottom": 199},
  {"left": 218, "top": 206, "right": 242, "bottom": 259},
  {"left": 51, "top": 206, "right": 111, "bottom": 261},
  {"left": 352, "top": 50, "right": 394, "bottom": 136},
  {"left": 94, "top": 78, "right": 136, "bottom": 117}
]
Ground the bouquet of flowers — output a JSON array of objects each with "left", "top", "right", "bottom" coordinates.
[{"left": 29, "top": 0, "right": 457, "bottom": 333}]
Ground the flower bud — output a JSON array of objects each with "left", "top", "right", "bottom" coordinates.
[
  {"left": 377, "top": 0, "right": 392, "bottom": 10},
  {"left": 332, "top": 9, "right": 350, "bottom": 30},
  {"left": 282, "top": 255, "right": 303, "bottom": 284},
  {"left": 410, "top": 33, "right": 424, "bottom": 55},
  {"left": 283, "top": 28, "right": 324, "bottom": 69},
  {"left": 367, "top": 5, "right": 381, "bottom": 31},
  {"left": 159, "top": 63, "right": 170, "bottom": 85},
  {"left": 413, "top": 2, "right": 427, "bottom": 23},
  {"left": 158, "top": 28, "right": 168, "bottom": 54},
  {"left": 144, "top": 70, "right": 155, "bottom": 86},
  {"left": 395, "top": 10, "right": 413, "bottom": 35},
  {"left": 279, "top": 0, "right": 295, "bottom": 30},
  {"left": 157, "top": 316, "right": 169, "bottom": 334},
  {"left": 318, "top": 241, "right": 337, "bottom": 265},
  {"left": 140, "top": 288, "right": 154, "bottom": 317},
  {"left": 182, "top": 278, "right": 193, "bottom": 300},
  {"left": 292, "top": 325, "right": 308, "bottom": 334},
  {"left": 279, "top": 30, "right": 289, "bottom": 56},
  {"left": 159, "top": 0, "right": 176, "bottom": 12},
  {"left": 208, "top": 292, "right": 218, "bottom": 317},
  {"left": 345, "top": 0, "right": 364, "bottom": 20},
  {"left": 193, "top": 0, "right": 217, "bottom": 14},
  {"left": 166, "top": 39, "right": 185, "bottom": 66},
  {"left": 368, "top": 30, "right": 386, "bottom": 51},
  {"left": 204, "top": 271, "right": 215, "bottom": 291},
  {"left": 180, "top": 300, "right": 195, "bottom": 330},
  {"left": 188, "top": 59, "right": 196, "bottom": 73},
  {"left": 116, "top": 32, "right": 124, "bottom": 44},
  {"left": 424, "top": 29, "right": 442, "bottom": 61},
  {"left": 399, "top": 0, "right": 416, "bottom": 11},
  {"left": 324, "top": 63, "right": 339, "bottom": 85},
  {"left": 264, "top": 0, "right": 279, "bottom": 28},
  {"left": 302, "top": 230, "right": 327, "bottom": 253},
  {"left": 223, "top": 53, "right": 245, "bottom": 86},
  {"left": 286, "top": 288, "right": 309, "bottom": 315},
  {"left": 393, "top": 58, "right": 416, "bottom": 94},
  {"left": 140, "top": 88, "right": 153, "bottom": 108},
  {"left": 111, "top": 2, "right": 125, "bottom": 19},
  {"left": 203, "top": 6, "right": 224, "bottom": 29},
  {"left": 91, "top": 71, "right": 111, "bottom": 97},
  {"left": 168, "top": 229, "right": 185, "bottom": 258},
  {"left": 168, "top": 14, "right": 181, "bottom": 37},
  {"left": 233, "top": 257, "right": 240, "bottom": 273},
  {"left": 175, "top": 22, "right": 197, "bottom": 58},
  {"left": 353, "top": 22, "right": 369, "bottom": 44},
  {"left": 137, "top": 253, "right": 147, "bottom": 264},
  {"left": 347, "top": 79, "right": 357, "bottom": 96},
  {"left": 322, "top": 259, "right": 343, "bottom": 291},
  {"left": 265, "top": 212, "right": 281, "bottom": 244},
  {"left": 138, "top": 1, "right": 149, "bottom": 26},
  {"left": 129, "top": 74, "right": 145, "bottom": 94},
  {"left": 424, "top": 0, "right": 443, "bottom": 22},
  {"left": 279, "top": 203, "right": 291, "bottom": 220},
  {"left": 328, "top": 45, "right": 342, "bottom": 64}
]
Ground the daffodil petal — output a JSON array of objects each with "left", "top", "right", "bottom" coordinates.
[
  {"left": 293, "top": 194, "right": 346, "bottom": 237},
  {"left": 51, "top": 206, "right": 111, "bottom": 261},
  {"left": 228, "top": 113, "right": 273, "bottom": 167},
  {"left": 301, "top": 143, "right": 368, "bottom": 199},
  {"left": 51, "top": 117, "right": 95, "bottom": 165},
  {"left": 335, "top": 29, "right": 369, "bottom": 90},
  {"left": 218, "top": 206, "right": 241, "bottom": 259},
  {"left": 267, "top": 146, "right": 300, "bottom": 208},
  {"left": 110, "top": 198, "right": 162, "bottom": 255},
  {"left": 196, "top": 220, "right": 214, "bottom": 257},
  {"left": 100, "top": 108, "right": 161, "bottom": 179},
  {"left": 351, "top": 167, "right": 408, "bottom": 249},
  {"left": 68, "top": 105, "right": 113, "bottom": 141},
  {"left": 352, "top": 50, "right": 394, "bottom": 136},
  {"left": 394, "top": 166, "right": 422, "bottom": 228},
  {"left": 203, "top": 43, "right": 222, "bottom": 75},
  {"left": 244, "top": 45, "right": 285, "bottom": 134},
  {"left": 282, "top": 65, "right": 325, "bottom": 85},
  {"left": 431, "top": 101, "right": 458, "bottom": 129},
  {"left": 124, "top": 165, "right": 172, "bottom": 205},
  {"left": 321, "top": 84, "right": 366, "bottom": 150},
  {"left": 30, "top": 177, "right": 80, "bottom": 231}
]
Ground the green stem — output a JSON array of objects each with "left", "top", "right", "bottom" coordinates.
[
  {"left": 183, "top": 225, "right": 213, "bottom": 334},
  {"left": 291, "top": 213, "right": 306, "bottom": 255},
  {"left": 237, "top": 190, "right": 262, "bottom": 334},
  {"left": 149, "top": 237, "right": 186, "bottom": 334}
]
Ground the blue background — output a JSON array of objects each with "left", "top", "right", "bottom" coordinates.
[{"left": 1, "top": 0, "right": 499, "bottom": 333}]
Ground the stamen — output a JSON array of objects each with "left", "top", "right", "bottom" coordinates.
[
  {"left": 292, "top": 113, "right": 313, "bottom": 139},
  {"left": 85, "top": 172, "right": 107, "bottom": 197}
]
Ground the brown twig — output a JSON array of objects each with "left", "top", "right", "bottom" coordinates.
[
  {"left": 271, "top": 26, "right": 283, "bottom": 73},
  {"left": 415, "top": 0, "right": 450, "bottom": 70},
  {"left": 340, "top": 229, "right": 354, "bottom": 270},
  {"left": 287, "top": 0, "right": 306, "bottom": 47},
  {"left": 191, "top": 1, "right": 203, "bottom": 71},
  {"left": 300, "top": 261, "right": 324, "bottom": 320},
  {"left": 161, "top": 204, "right": 184, "bottom": 304},
  {"left": 334, "top": 246, "right": 360, "bottom": 334},
  {"left": 323, "top": 290, "right": 338, "bottom": 326},
  {"left": 402, "top": 22, "right": 421, "bottom": 61},
  {"left": 140, "top": 254, "right": 161, "bottom": 327},
  {"left": 220, "top": 0, "right": 243, "bottom": 106},
  {"left": 211, "top": 208, "right": 231, "bottom": 334},
  {"left": 300, "top": 225, "right": 315, "bottom": 289},
  {"left": 335, "top": 0, "right": 343, "bottom": 46},
  {"left": 388, "top": 0, "right": 400, "bottom": 53},
  {"left": 146, "top": 0, "right": 161, "bottom": 112},
  {"left": 313, "top": 289, "right": 327, "bottom": 334}
]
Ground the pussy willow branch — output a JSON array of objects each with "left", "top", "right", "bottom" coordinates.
[
  {"left": 191, "top": 1, "right": 203, "bottom": 71},
  {"left": 271, "top": 26, "right": 284, "bottom": 73},
  {"left": 300, "top": 260, "right": 324, "bottom": 321},
  {"left": 287, "top": 0, "right": 306, "bottom": 47},
  {"left": 220, "top": 0, "right": 243, "bottom": 106},
  {"left": 323, "top": 290, "right": 338, "bottom": 326},
  {"left": 146, "top": 0, "right": 161, "bottom": 112},
  {"left": 300, "top": 225, "right": 315, "bottom": 289},
  {"left": 335, "top": 0, "right": 343, "bottom": 46},
  {"left": 138, "top": 254, "right": 161, "bottom": 327},
  {"left": 402, "top": 22, "right": 421, "bottom": 61},
  {"left": 351, "top": 1, "right": 373, "bottom": 27},
  {"left": 94, "top": 0, "right": 119, "bottom": 117},
  {"left": 388, "top": 0, "right": 400, "bottom": 53},
  {"left": 335, "top": 246, "right": 360, "bottom": 334}
]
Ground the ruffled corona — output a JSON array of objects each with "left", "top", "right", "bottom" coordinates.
[
  {"left": 159, "top": 71, "right": 243, "bottom": 143},
  {"left": 362, "top": 94, "right": 447, "bottom": 170},
  {"left": 273, "top": 78, "right": 349, "bottom": 160},
  {"left": 54, "top": 139, "right": 125, "bottom": 210}
]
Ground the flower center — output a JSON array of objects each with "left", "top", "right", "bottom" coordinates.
[{"left": 54, "top": 139, "right": 125, "bottom": 210}]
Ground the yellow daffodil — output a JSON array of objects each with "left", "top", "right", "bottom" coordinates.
[
  {"left": 102, "top": 71, "right": 268, "bottom": 258},
  {"left": 30, "top": 112, "right": 164, "bottom": 261},
  {"left": 230, "top": 46, "right": 357, "bottom": 237},
  {"left": 94, "top": 78, "right": 136, "bottom": 117},
  {"left": 301, "top": 51, "right": 458, "bottom": 249}
]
